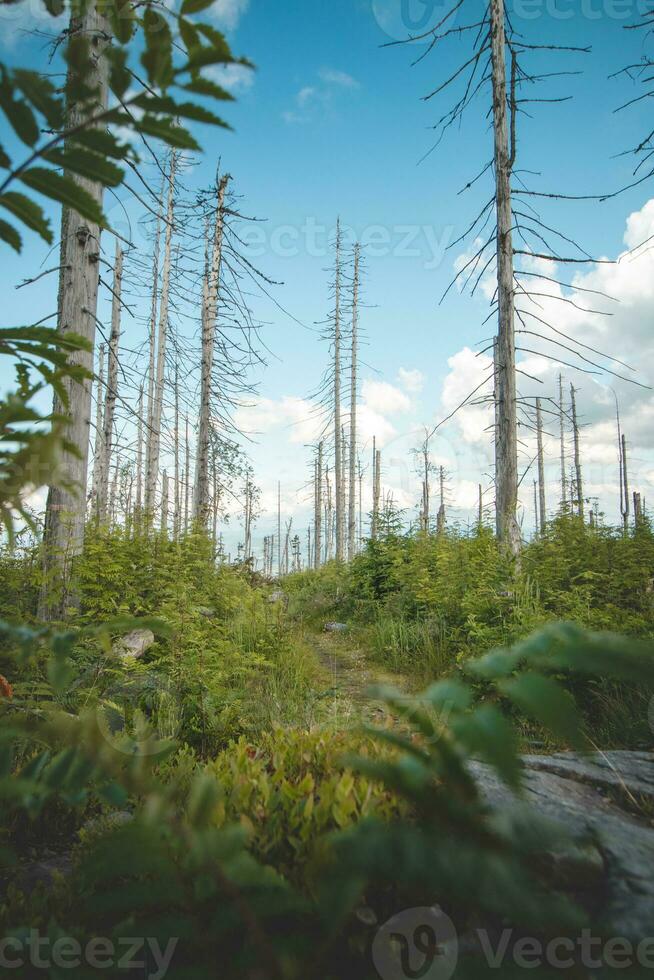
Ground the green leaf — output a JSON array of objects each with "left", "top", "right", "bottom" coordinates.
[
  {"left": 43, "top": 147, "right": 124, "bottom": 187},
  {"left": 183, "top": 76, "right": 235, "bottom": 102},
  {"left": 67, "top": 128, "right": 130, "bottom": 160},
  {"left": 0, "top": 218, "right": 21, "bottom": 252},
  {"left": 13, "top": 70, "right": 63, "bottom": 129},
  {"left": 132, "top": 94, "right": 230, "bottom": 128},
  {"left": 141, "top": 10, "right": 174, "bottom": 89},
  {"left": 137, "top": 116, "right": 200, "bottom": 150},
  {"left": 194, "top": 23, "right": 233, "bottom": 61},
  {"left": 498, "top": 673, "right": 583, "bottom": 748},
  {"left": 0, "top": 71, "right": 39, "bottom": 147},
  {"left": 452, "top": 705, "right": 521, "bottom": 789},
  {"left": 181, "top": 0, "right": 215, "bottom": 13},
  {"left": 0, "top": 191, "right": 52, "bottom": 243},
  {"left": 19, "top": 167, "right": 104, "bottom": 225}
]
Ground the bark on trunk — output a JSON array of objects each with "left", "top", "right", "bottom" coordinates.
[
  {"left": 193, "top": 174, "right": 230, "bottom": 527},
  {"left": 334, "top": 219, "right": 344, "bottom": 561},
  {"left": 97, "top": 241, "right": 123, "bottom": 522},
  {"left": 536, "top": 397, "right": 546, "bottom": 534},
  {"left": 314, "top": 441, "right": 323, "bottom": 570},
  {"left": 145, "top": 151, "right": 176, "bottom": 517},
  {"left": 348, "top": 243, "right": 360, "bottom": 560},
  {"left": 490, "top": 0, "right": 520, "bottom": 557},
  {"left": 39, "top": 3, "right": 110, "bottom": 619},
  {"left": 570, "top": 384, "right": 584, "bottom": 521}
]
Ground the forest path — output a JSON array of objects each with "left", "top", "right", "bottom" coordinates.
[{"left": 308, "top": 630, "right": 410, "bottom": 729}]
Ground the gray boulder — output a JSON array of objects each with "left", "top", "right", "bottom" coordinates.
[
  {"left": 471, "top": 750, "right": 654, "bottom": 942},
  {"left": 324, "top": 622, "right": 349, "bottom": 633},
  {"left": 112, "top": 629, "right": 155, "bottom": 660}
]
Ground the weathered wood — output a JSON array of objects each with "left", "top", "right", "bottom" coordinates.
[
  {"left": 40, "top": 3, "right": 111, "bottom": 619},
  {"left": 490, "top": 0, "right": 520, "bottom": 557},
  {"left": 193, "top": 174, "right": 230, "bottom": 526},
  {"left": 570, "top": 384, "right": 584, "bottom": 520},
  {"left": 334, "top": 219, "right": 345, "bottom": 561},
  {"left": 97, "top": 242, "right": 123, "bottom": 522},
  {"left": 348, "top": 243, "right": 360, "bottom": 560},
  {"left": 145, "top": 152, "right": 176, "bottom": 516},
  {"left": 536, "top": 396, "right": 546, "bottom": 533}
]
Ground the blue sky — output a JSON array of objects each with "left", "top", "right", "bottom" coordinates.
[{"left": 2, "top": 0, "right": 654, "bottom": 557}]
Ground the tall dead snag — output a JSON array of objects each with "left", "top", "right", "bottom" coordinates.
[
  {"left": 193, "top": 174, "right": 230, "bottom": 527},
  {"left": 90, "top": 343, "right": 105, "bottom": 512},
  {"left": 490, "top": 0, "right": 520, "bottom": 556},
  {"left": 314, "top": 442, "right": 323, "bottom": 570},
  {"left": 348, "top": 243, "right": 360, "bottom": 560},
  {"left": 333, "top": 220, "right": 345, "bottom": 561},
  {"left": 373, "top": 446, "right": 382, "bottom": 539},
  {"left": 621, "top": 433, "right": 630, "bottom": 534},
  {"left": 144, "top": 216, "right": 160, "bottom": 508},
  {"left": 536, "top": 397, "right": 546, "bottom": 534},
  {"left": 559, "top": 374, "right": 567, "bottom": 510},
  {"left": 436, "top": 466, "right": 446, "bottom": 534},
  {"left": 135, "top": 384, "right": 144, "bottom": 520},
  {"left": 40, "top": 4, "right": 110, "bottom": 618},
  {"left": 145, "top": 150, "right": 177, "bottom": 517},
  {"left": 161, "top": 471, "right": 169, "bottom": 536},
  {"left": 370, "top": 438, "right": 378, "bottom": 540},
  {"left": 570, "top": 384, "right": 584, "bottom": 521},
  {"left": 96, "top": 242, "right": 123, "bottom": 522},
  {"left": 277, "top": 481, "right": 282, "bottom": 577}
]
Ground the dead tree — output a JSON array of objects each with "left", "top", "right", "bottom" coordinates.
[
  {"left": 40, "top": 4, "right": 110, "bottom": 618},
  {"left": 621, "top": 433, "right": 630, "bottom": 534},
  {"left": 333, "top": 220, "right": 345, "bottom": 561},
  {"left": 348, "top": 243, "right": 360, "bottom": 559},
  {"left": 570, "top": 384, "right": 584, "bottom": 521},
  {"left": 145, "top": 151, "right": 177, "bottom": 517},
  {"left": 96, "top": 242, "right": 123, "bottom": 522},
  {"left": 193, "top": 174, "right": 230, "bottom": 527},
  {"left": 490, "top": 0, "right": 520, "bottom": 556},
  {"left": 536, "top": 397, "right": 546, "bottom": 533},
  {"left": 314, "top": 441, "right": 323, "bottom": 570},
  {"left": 559, "top": 374, "right": 567, "bottom": 510},
  {"left": 90, "top": 343, "right": 105, "bottom": 512},
  {"left": 436, "top": 466, "right": 446, "bottom": 535}
]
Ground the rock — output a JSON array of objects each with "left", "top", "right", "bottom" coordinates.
[
  {"left": 324, "top": 622, "right": 349, "bottom": 633},
  {"left": 268, "top": 590, "right": 288, "bottom": 607},
  {"left": 470, "top": 750, "right": 654, "bottom": 942},
  {"left": 112, "top": 629, "right": 155, "bottom": 660},
  {"left": 195, "top": 606, "right": 216, "bottom": 619}
]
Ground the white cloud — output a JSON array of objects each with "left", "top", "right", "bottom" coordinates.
[
  {"left": 361, "top": 379, "right": 411, "bottom": 416},
  {"left": 318, "top": 68, "right": 360, "bottom": 89},
  {"left": 209, "top": 0, "right": 250, "bottom": 30},
  {"left": 283, "top": 69, "right": 360, "bottom": 125},
  {"left": 397, "top": 367, "right": 425, "bottom": 393},
  {"left": 205, "top": 63, "right": 254, "bottom": 94}
]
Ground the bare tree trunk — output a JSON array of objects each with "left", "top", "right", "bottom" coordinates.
[
  {"left": 634, "top": 491, "right": 642, "bottom": 527},
  {"left": 490, "top": 0, "right": 520, "bottom": 557},
  {"left": 621, "top": 433, "right": 630, "bottom": 534},
  {"left": 90, "top": 343, "right": 105, "bottom": 512},
  {"left": 145, "top": 151, "right": 176, "bottom": 517},
  {"left": 371, "top": 437, "right": 378, "bottom": 539},
  {"left": 135, "top": 384, "right": 144, "bottom": 522},
  {"left": 173, "top": 362, "right": 180, "bottom": 540},
  {"left": 348, "top": 243, "right": 360, "bottom": 560},
  {"left": 314, "top": 441, "right": 323, "bottom": 570},
  {"left": 161, "top": 470, "right": 169, "bottom": 536},
  {"left": 358, "top": 455, "right": 363, "bottom": 551},
  {"left": 536, "top": 397, "right": 546, "bottom": 533},
  {"left": 144, "top": 216, "right": 160, "bottom": 508},
  {"left": 570, "top": 384, "right": 584, "bottom": 521},
  {"left": 40, "top": 3, "right": 110, "bottom": 619},
  {"left": 184, "top": 415, "right": 190, "bottom": 533},
  {"left": 559, "top": 373, "right": 567, "bottom": 510},
  {"left": 277, "top": 481, "right": 282, "bottom": 577},
  {"left": 193, "top": 175, "right": 230, "bottom": 527},
  {"left": 374, "top": 448, "right": 382, "bottom": 537},
  {"left": 333, "top": 219, "right": 345, "bottom": 561},
  {"left": 437, "top": 466, "right": 446, "bottom": 534},
  {"left": 96, "top": 242, "right": 123, "bottom": 522}
]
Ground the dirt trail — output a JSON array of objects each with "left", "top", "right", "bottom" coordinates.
[{"left": 309, "top": 631, "right": 409, "bottom": 728}]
